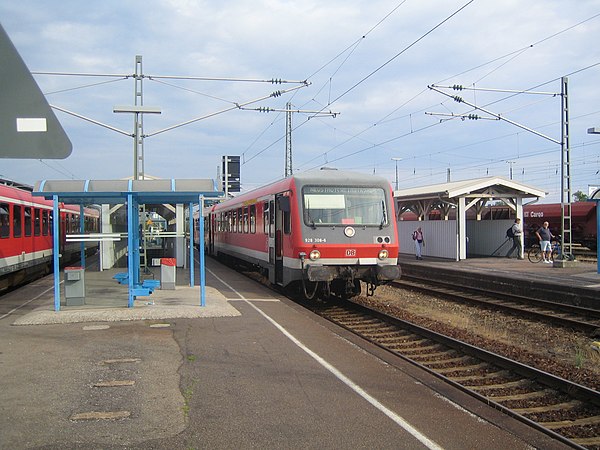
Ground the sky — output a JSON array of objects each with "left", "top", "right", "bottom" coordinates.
[{"left": 1, "top": 0, "right": 600, "bottom": 203}]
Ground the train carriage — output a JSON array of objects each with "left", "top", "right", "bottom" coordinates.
[
  {"left": 0, "top": 180, "right": 99, "bottom": 291},
  {"left": 207, "top": 168, "right": 400, "bottom": 299}
]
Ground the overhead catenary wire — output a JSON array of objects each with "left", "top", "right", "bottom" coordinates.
[
  {"left": 241, "top": 0, "right": 410, "bottom": 167},
  {"left": 290, "top": 12, "right": 600, "bottom": 176},
  {"left": 243, "top": 1, "right": 476, "bottom": 170},
  {"left": 324, "top": 0, "right": 475, "bottom": 109}
]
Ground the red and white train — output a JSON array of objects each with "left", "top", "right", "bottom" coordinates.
[
  {"left": 205, "top": 169, "right": 401, "bottom": 299},
  {"left": 0, "top": 180, "right": 99, "bottom": 291}
]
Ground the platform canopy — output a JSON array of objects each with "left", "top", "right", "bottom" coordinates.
[
  {"left": 32, "top": 178, "right": 223, "bottom": 311},
  {"left": 394, "top": 176, "right": 546, "bottom": 261},
  {"left": 33, "top": 178, "right": 221, "bottom": 204},
  {"left": 394, "top": 176, "right": 546, "bottom": 213}
]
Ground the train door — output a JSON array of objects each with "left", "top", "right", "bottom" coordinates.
[
  {"left": 208, "top": 213, "right": 215, "bottom": 255},
  {"left": 274, "top": 194, "right": 289, "bottom": 285}
]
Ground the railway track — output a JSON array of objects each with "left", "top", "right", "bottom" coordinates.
[
  {"left": 391, "top": 278, "right": 600, "bottom": 336},
  {"left": 306, "top": 297, "right": 600, "bottom": 449}
]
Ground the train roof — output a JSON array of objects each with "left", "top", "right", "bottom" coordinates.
[
  {"left": 212, "top": 169, "right": 392, "bottom": 211},
  {"left": 292, "top": 168, "right": 391, "bottom": 187},
  {"left": 0, "top": 178, "right": 33, "bottom": 192}
]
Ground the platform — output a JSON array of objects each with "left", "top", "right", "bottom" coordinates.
[
  {"left": 12, "top": 267, "right": 240, "bottom": 325},
  {"left": 398, "top": 254, "right": 600, "bottom": 309},
  {"left": 0, "top": 258, "right": 575, "bottom": 449}
]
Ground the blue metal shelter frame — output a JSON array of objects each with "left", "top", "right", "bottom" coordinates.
[{"left": 34, "top": 179, "right": 222, "bottom": 311}]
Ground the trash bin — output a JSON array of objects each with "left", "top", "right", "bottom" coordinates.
[
  {"left": 160, "top": 258, "right": 176, "bottom": 290},
  {"left": 64, "top": 266, "right": 85, "bottom": 306}
]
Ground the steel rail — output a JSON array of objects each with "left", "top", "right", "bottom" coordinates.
[
  {"left": 391, "top": 278, "right": 600, "bottom": 335},
  {"left": 312, "top": 298, "right": 600, "bottom": 449}
]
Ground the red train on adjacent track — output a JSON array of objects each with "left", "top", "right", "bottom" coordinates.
[
  {"left": 0, "top": 180, "right": 99, "bottom": 291},
  {"left": 523, "top": 202, "right": 597, "bottom": 250},
  {"left": 206, "top": 169, "right": 401, "bottom": 299}
]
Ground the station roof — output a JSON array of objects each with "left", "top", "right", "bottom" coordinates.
[
  {"left": 33, "top": 178, "right": 222, "bottom": 204},
  {"left": 394, "top": 176, "right": 546, "bottom": 202}
]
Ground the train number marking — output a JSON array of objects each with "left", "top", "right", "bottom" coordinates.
[
  {"left": 304, "top": 237, "right": 327, "bottom": 243},
  {"left": 345, "top": 249, "right": 356, "bottom": 257}
]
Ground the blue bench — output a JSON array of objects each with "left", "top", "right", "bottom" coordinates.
[
  {"left": 142, "top": 279, "right": 161, "bottom": 290},
  {"left": 131, "top": 287, "right": 152, "bottom": 297},
  {"left": 112, "top": 272, "right": 129, "bottom": 284},
  {"left": 130, "top": 279, "right": 161, "bottom": 298}
]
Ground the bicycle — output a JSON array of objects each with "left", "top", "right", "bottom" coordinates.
[{"left": 527, "top": 237, "right": 561, "bottom": 263}]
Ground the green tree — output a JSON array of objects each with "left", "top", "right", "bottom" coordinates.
[{"left": 572, "top": 191, "right": 588, "bottom": 202}]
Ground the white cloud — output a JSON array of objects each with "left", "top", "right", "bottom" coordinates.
[{"left": 0, "top": 0, "right": 599, "bottom": 201}]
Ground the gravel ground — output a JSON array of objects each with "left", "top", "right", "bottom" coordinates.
[{"left": 355, "top": 284, "right": 600, "bottom": 392}]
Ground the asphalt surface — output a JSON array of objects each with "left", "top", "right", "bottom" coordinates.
[{"left": 0, "top": 259, "right": 574, "bottom": 449}]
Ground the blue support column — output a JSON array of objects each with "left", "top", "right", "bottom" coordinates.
[
  {"left": 79, "top": 205, "right": 85, "bottom": 266},
  {"left": 53, "top": 195, "right": 60, "bottom": 312},
  {"left": 199, "top": 195, "right": 205, "bottom": 306},
  {"left": 127, "top": 194, "right": 140, "bottom": 308},
  {"left": 189, "top": 202, "right": 194, "bottom": 287}
]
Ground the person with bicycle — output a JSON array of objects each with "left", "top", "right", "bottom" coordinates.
[{"left": 535, "top": 221, "right": 554, "bottom": 263}]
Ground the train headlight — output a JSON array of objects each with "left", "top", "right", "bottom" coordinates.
[
  {"left": 344, "top": 226, "right": 355, "bottom": 238},
  {"left": 309, "top": 249, "right": 321, "bottom": 261},
  {"left": 378, "top": 249, "right": 389, "bottom": 260}
]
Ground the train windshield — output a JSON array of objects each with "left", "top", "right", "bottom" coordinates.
[{"left": 302, "top": 186, "right": 388, "bottom": 227}]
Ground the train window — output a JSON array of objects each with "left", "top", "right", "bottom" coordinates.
[
  {"left": 0, "top": 203, "right": 9, "bottom": 238},
  {"left": 34, "top": 209, "right": 41, "bottom": 236},
  {"left": 63, "top": 213, "right": 69, "bottom": 234},
  {"left": 243, "top": 207, "right": 249, "bottom": 233},
  {"left": 250, "top": 204, "right": 256, "bottom": 234},
  {"left": 263, "top": 202, "right": 269, "bottom": 234},
  {"left": 13, "top": 205, "right": 22, "bottom": 238},
  {"left": 24, "top": 207, "right": 32, "bottom": 237},
  {"left": 302, "top": 186, "right": 387, "bottom": 227},
  {"left": 232, "top": 210, "right": 237, "bottom": 233},
  {"left": 283, "top": 209, "right": 291, "bottom": 235},
  {"left": 237, "top": 208, "right": 243, "bottom": 233},
  {"left": 42, "top": 210, "right": 49, "bottom": 236}
]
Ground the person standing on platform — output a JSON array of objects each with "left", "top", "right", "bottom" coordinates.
[
  {"left": 412, "top": 226, "right": 424, "bottom": 260},
  {"left": 535, "top": 221, "right": 555, "bottom": 263},
  {"left": 506, "top": 218, "right": 524, "bottom": 259}
]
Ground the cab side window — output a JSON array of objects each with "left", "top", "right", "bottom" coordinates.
[
  {"left": 24, "top": 207, "right": 32, "bottom": 237},
  {"left": 0, "top": 203, "right": 9, "bottom": 238},
  {"left": 13, "top": 205, "right": 22, "bottom": 238}
]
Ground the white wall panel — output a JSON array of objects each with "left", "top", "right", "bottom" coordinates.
[
  {"left": 398, "top": 220, "right": 457, "bottom": 259},
  {"left": 467, "top": 219, "right": 514, "bottom": 256}
]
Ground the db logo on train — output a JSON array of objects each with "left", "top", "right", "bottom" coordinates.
[{"left": 345, "top": 249, "right": 357, "bottom": 257}]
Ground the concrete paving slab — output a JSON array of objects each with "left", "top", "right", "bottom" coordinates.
[
  {"left": 12, "top": 286, "right": 240, "bottom": 325},
  {"left": 12, "top": 272, "right": 241, "bottom": 326}
]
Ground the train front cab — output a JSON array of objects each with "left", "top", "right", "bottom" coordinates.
[{"left": 270, "top": 180, "right": 400, "bottom": 298}]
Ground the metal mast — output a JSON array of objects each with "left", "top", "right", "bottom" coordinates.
[
  {"left": 134, "top": 55, "right": 144, "bottom": 180},
  {"left": 560, "top": 76, "right": 572, "bottom": 258},
  {"left": 285, "top": 101, "right": 293, "bottom": 177}
]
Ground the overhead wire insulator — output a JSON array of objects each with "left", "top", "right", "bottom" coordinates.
[
  {"left": 452, "top": 95, "right": 463, "bottom": 103},
  {"left": 468, "top": 114, "right": 478, "bottom": 120},
  {"left": 271, "top": 78, "right": 282, "bottom": 84},
  {"left": 271, "top": 90, "right": 282, "bottom": 98},
  {"left": 452, "top": 84, "right": 463, "bottom": 90}
]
